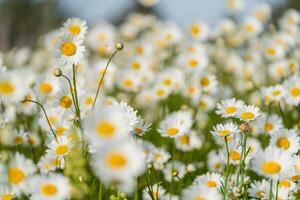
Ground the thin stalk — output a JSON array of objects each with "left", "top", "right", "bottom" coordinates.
[
  {"left": 72, "top": 64, "right": 81, "bottom": 124},
  {"left": 275, "top": 180, "right": 279, "bottom": 200},
  {"left": 61, "top": 74, "right": 79, "bottom": 116},
  {"left": 223, "top": 136, "right": 230, "bottom": 200},
  {"left": 269, "top": 179, "right": 273, "bottom": 200},
  {"left": 170, "top": 140, "right": 175, "bottom": 200},
  {"left": 277, "top": 102, "right": 285, "bottom": 126},
  {"left": 92, "top": 50, "right": 119, "bottom": 110},
  {"left": 98, "top": 182, "right": 103, "bottom": 200},
  {"left": 22, "top": 99, "right": 58, "bottom": 142}
]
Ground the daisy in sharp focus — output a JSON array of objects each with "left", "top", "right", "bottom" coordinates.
[
  {"left": 54, "top": 34, "right": 85, "bottom": 68},
  {"left": 237, "top": 104, "right": 261, "bottom": 122},
  {"left": 47, "top": 136, "right": 72, "bottom": 158},
  {"left": 210, "top": 122, "right": 239, "bottom": 138}
]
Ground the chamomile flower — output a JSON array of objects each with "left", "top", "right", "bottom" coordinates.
[
  {"left": 207, "top": 150, "right": 225, "bottom": 173},
  {"left": 38, "top": 153, "right": 65, "bottom": 174},
  {"left": 163, "top": 161, "right": 186, "bottom": 182},
  {"left": 269, "top": 129, "right": 300, "bottom": 154},
  {"left": 283, "top": 75, "right": 300, "bottom": 106},
  {"left": 47, "top": 136, "right": 71, "bottom": 157},
  {"left": 182, "top": 185, "right": 221, "bottom": 200},
  {"left": 242, "top": 17, "right": 263, "bottom": 37},
  {"left": 27, "top": 173, "right": 70, "bottom": 200},
  {"left": 9, "top": 129, "right": 27, "bottom": 146},
  {"left": 54, "top": 34, "right": 85, "bottom": 67},
  {"left": 252, "top": 147, "right": 293, "bottom": 179},
  {"left": 62, "top": 17, "right": 87, "bottom": 39},
  {"left": 194, "top": 172, "right": 223, "bottom": 189},
  {"left": 158, "top": 110, "right": 193, "bottom": 138},
  {"left": 142, "top": 184, "right": 166, "bottom": 200},
  {"left": 211, "top": 122, "right": 239, "bottom": 138},
  {"left": 188, "top": 21, "right": 210, "bottom": 41},
  {"left": 0, "top": 186, "right": 14, "bottom": 200},
  {"left": 248, "top": 179, "right": 270, "bottom": 199},
  {"left": 91, "top": 140, "right": 145, "bottom": 186},
  {"left": 175, "top": 130, "right": 202, "bottom": 152},
  {"left": 237, "top": 104, "right": 261, "bottom": 122},
  {"left": 254, "top": 113, "right": 283, "bottom": 135},
  {"left": 130, "top": 116, "right": 151, "bottom": 136},
  {"left": 216, "top": 98, "right": 245, "bottom": 118},
  {"left": 147, "top": 147, "right": 170, "bottom": 170},
  {"left": 226, "top": 0, "right": 244, "bottom": 12}
]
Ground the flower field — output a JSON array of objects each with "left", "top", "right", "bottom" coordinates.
[{"left": 0, "top": 1, "right": 300, "bottom": 199}]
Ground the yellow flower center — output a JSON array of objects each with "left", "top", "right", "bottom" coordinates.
[
  {"left": 264, "top": 123, "right": 273, "bottom": 132},
  {"left": 48, "top": 116, "right": 57, "bottom": 124},
  {"left": 276, "top": 137, "right": 290, "bottom": 150},
  {"left": 68, "top": 25, "right": 81, "bottom": 35},
  {"left": 180, "top": 135, "right": 189, "bottom": 144},
  {"left": 106, "top": 152, "right": 127, "bottom": 169},
  {"left": 60, "top": 41, "right": 77, "bottom": 56},
  {"left": 166, "top": 127, "right": 179, "bottom": 136},
  {"left": 188, "top": 59, "right": 199, "bottom": 68},
  {"left": 39, "top": 83, "right": 53, "bottom": 94},
  {"left": 290, "top": 87, "right": 300, "bottom": 97},
  {"left": 194, "top": 197, "right": 205, "bottom": 200},
  {"left": 2, "top": 194, "right": 14, "bottom": 200},
  {"left": 8, "top": 167, "right": 25, "bottom": 184},
  {"left": 163, "top": 79, "right": 172, "bottom": 86},
  {"left": 244, "top": 24, "right": 254, "bottom": 33},
  {"left": 266, "top": 48, "right": 276, "bottom": 56},
  {"left": 55, "top": 127, "right": 67, "bottom": 136},
  {"left": 59, "top": 96, "right": 72, "bottom": 108},
  {"left": 123, "top": 79, "right": 133, "bottom": 87},
  {"left": 156, "top": 89, "right": 165, "bottom": 97},
  {"left": 135, "top": 46, "right": 144, "bottom": 55},
  {"left": 272, "top": 90, "right": 281, "bottom": 96},
  {"left": 198, "top": 100, "right": 207, "bottom": 109},
  {"left": 0, "top": 81, "right": 15, "bottom": 95},
  {"left": 13, "top": 136, "right": 23, "bottom": 145},
  {"left": 96, "top": 121, "right": 116, "bottom": 138},
  {"left": 55, "top": 144, "right": 69, "bottom": 155},
  {"left": 190, "top": 25, "right": 201, "bottom": 35},
  {"left": 225, "top": 106, "right": 236, "bottom": 114},
  {"left": 279, "top": 180, "right": 291, "bottom": 188},
  {"left": 206, "top": 180, "right": 217, "bottom": 187},
  {"left": 187, "top": 86, "right": 195, "bottom": 94},
  {"left": 131, "top": 61, "right": 141, "bottom": 70},
  {"left": 241, "top": 112, "right": 255, "bottom": 120},
  {"left": 200, "top": 77, "right": 210, "bottom": 87},
  {"left": 291, "top": 175, "right": 300, "bottom": 181},
  {"left": 261, "top": 161, "right": 281, "bottom": 175},
  {"left": 134, "top": 128, "right": 142, "bottom": 134},
  {"left": 219, "top": 130, "right": 230, "bottom": 137},
  {"left": 256, "top": 191, "right": 266, "bottom": 198},
  {"left": 230, "top": 150, "right": 241, "bottom": 161},
  {"left": 41, "top": 183, "right": 58, "bottom": 196},
  {"left": 84, "top": 97, "right": 94, "bottom": 105}
]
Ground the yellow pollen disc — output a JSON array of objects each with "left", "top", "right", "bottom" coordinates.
[
  {"left": 225, "top": 106, "right": 236, "bottom": 114},
  {"left": 188, "top": 59, "right": 198, "bottom": 68},
  {"left": 84, "top": 97, "right": 94, "bottom": 105},
  {"left": 230, "top": 150, "right": 241, "bottom": 161},
  {"left": 198, "top": 101, "right": 207, "bottom": 109},
  {"left": 52, "top": 158, "right": 60, "bottom": 167},
  {"left": 2, "top": 194, "right": 14, "bottom": 200},
  {"left": 8, "top": 167, "right": 25, "bottom": 184},
  {"left": 123, "top": 79, "right": 133, "bottom": 87},
  {"left": 106, "top": 152, "right": 127, "bottom": 169},
  {"left": 279, "top": 180, "right": 291, "bottom": 188},
  {"left": 166, "top": 127, "right": 179, "bottom": 136},
  {"left": 156, "top": 89, "right": 165, "bottom": 97},
  {"left": 135, "top": 46, "right": 144, "bottom": 55},
  {"left": 60, "top": 41, "right": 77, "bottom": 56},
  {"left": 96, "top": 121, "right": 115, "bottom": 138},
  {"left": 134, "top": 128, "right": 142, "bottom": 134},
  {"left": 48, "top": 116, "right": 57, "bottom": 124},
  {"left": 276, "top": 67, "right": 284, "bottom": 76},
  {"left": 59, "top": 96, "right": 72, "bottom": 108},
  {"left": 69, "top": 25, "right": 81, "bottom": 35},
  {"left": 272, "top": 90, "right": 281, "bottom": 96},
  {"left": 190, "top": 25, "right": 201, "bottom": 35},
  {"left": 256, "top": 191, "right": 266, "bottom": 198},
  {"left": 276, "top": 137, "right": 290, "bottom": 150},
  {"left": 39, "top": 83, "right": 53, "bottom": 94},
  {"left": 131, "top": 61, "right": 141, "bottom": 70},
  {"left": 194, "top": 197, "right": 205, "bottom": 200},
  {"left": 55, "top": 144, "right": 69, "bottom": 155},
  {"left": 261, "top": 161, "right": 281, "bottom": 175},
  {"left": 180, "top": 135, "right": 189, "bottom": 145},
  {"left": 219, "top": 130, "right": 230, "bottom": 137},
  {"left": 187, "top": 86, "right": 195, "bottom": 94},
  {"left": 266, "top": 48, "right": 276, "bottom": 56},
  {"left": 41, "top": 183, "right": 58, "bottom": 196},
  {"left": 264, "top": 123, "right": 273, "bottom": 132},
  {"left": 13, "top": 136, "right": 23, "bottom": 145},
  {"left": 206, "top": 180, "right": 217, "bottom": 187},
  {"left": 241, "top": 112, "right": 255, "bottom": 120},
  {"left": 0, "top": 81, "right": 15, "bottom": 95},
  {"left": 163, "top": 79, "right": 172, "bottom": 86},
  {"left": 55, "top": 127, "right": 67, "bottom": 136},
  {"left": 290, "top": 87, "right": 300, "bottom": 97},
  {"left": 214, "top": 162, "right": 221, "bottom": 170},
  {"left": 200, "top": 77, "right": 210, "bottom": 87},
  {"left": 22, "top": 95, "right": 32, "bottom": 106},
  {"left": 244, "top": 24, "right": 254, "bottom": 33},
  {"left": 291, "top": 175, "right": 300, "bottom": 181}
]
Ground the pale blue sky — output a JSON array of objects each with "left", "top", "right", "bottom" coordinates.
[{"left": 58, "top": 0, "right": 286, "bottom": 26}]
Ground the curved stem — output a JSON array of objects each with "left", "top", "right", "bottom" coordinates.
[
  {"left": 92, "top": 50, "right": 119, "bottom": 110},
  {"left": 223, "top": 136, "right": 230, "bottom": 200},
  {"left": 22, "top": 99, "right": 58, "bottom": 142}
]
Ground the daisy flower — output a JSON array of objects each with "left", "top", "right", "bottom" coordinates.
[
  {"left": 252, "top": 147, "right": 293, "bottom": 179},
  {"left": 283, "top": 75, "right": 300, "bottom": 106},
  {"left": 62, "top": 17, "right": 87, "bottom": 39},
  {"left": 237, "top": 104, "right": 261, "bottom": 122},
  {"left": 188, "top": 21, "right": 210, "bottom": 41},
  {"left": 163, "top": 161, "right": 186, "bottom": 182},
  {"left": 54, "top": 34, "right": 85, "bottom": 68},
  {"left": 269, "top": 129, "right": 300, "bottom": 154},
  {"left": 147, "top": 147, "right": 170, "bottom": 170},
  {"left": 207, "top": 150, "right": 225, "bottom": 173},
  {"left": 27, "top": 173, "right": 70, "bottom": 200},
  {"left": 194, "top": 172, "right": 223, "bottom": 189},
  {"left": 254, "top": 113, "right": 283, "bottom": 135},
  {"left": 175, "top": 130, "right": 202, "bottom": 152},
  {"left": 130, "top": 116, "right": 151, "bottom": 136},
  {"left": 248, "top": 179, "right": 270, "bottom": 199},
  {"left": 47, "top": 136, "right": 71, "bottom": 157},
  {"left": 142, "top": 184, "right": 166, "bottom": 200},
  {"left": 0, "top": 186, "right": 14, "bottom": 200},
  {"left": 210, "top": 122, "right": 239, "bottom": 138},
  {"left": 182, "top": 185, "right": 221, "bottom": 200},
  {"left": 216, "top": 98, "right": 245, "bottom": 118}
]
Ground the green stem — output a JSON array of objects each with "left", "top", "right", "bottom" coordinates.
[
  {"left": 275, "top": 180, "right": 279, "bottom": 200},
  {"left": 269, "top": 179, "right": 273, "bottom": 200},
  {"left": 72, "top": 64, "right": 81, "bottom": 124},
  {"left": 223, "top": 136, "right": 230, "bottom": 200},
  {"left": 98, "top": 182, "right": 103, "bottom": 200},
  {"left": 170, "top": 140, "right": 175, "bottom": 200},
  {"left": 92, "top": 50, "right": 119, "bottom": 110}
]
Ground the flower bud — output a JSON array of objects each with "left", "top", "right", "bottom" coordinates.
[
  {"left": 53, "top": 68, "right": 62, "bottom": 77},
  {"left": 115, "top": 42, "right": 124, "bottom": 50}
]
